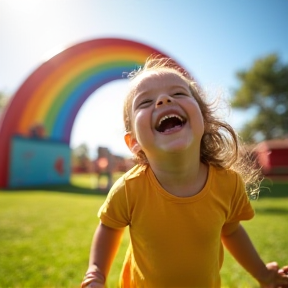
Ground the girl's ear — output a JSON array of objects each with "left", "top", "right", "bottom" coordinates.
[{"left": 124, "top": 132, "right": 141, "bottom": 154}]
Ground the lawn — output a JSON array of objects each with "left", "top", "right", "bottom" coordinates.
[{"left": 0, "top": 176, "right": 287, "bottom": 288}]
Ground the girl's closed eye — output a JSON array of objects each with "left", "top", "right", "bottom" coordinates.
[
  {"left": 137, "top": 99, "right": 153, "bottom": 109},
  {"left": 173, "top": 91, "right": 189, "bottom": 97}
]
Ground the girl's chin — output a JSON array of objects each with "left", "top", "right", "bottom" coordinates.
[{"left": 158, "top": 141, "right": 194, "bottom": 153}]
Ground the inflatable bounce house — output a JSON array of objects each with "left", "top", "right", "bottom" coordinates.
[{"left": 0, "top": 38, "right": 171, "bottom": 188}]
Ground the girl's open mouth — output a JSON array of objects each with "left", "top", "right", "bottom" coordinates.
[{"left": 156, "top": 114, "right": 186, "bottom": 133}]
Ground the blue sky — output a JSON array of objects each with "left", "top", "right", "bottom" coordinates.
[{"left": 1, "top": 0, "right": 288, "bottom": 157}]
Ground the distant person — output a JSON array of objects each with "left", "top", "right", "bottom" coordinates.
[
  {"left": 28, "top": 123, "right": 45, "bottom": 138},
  {"left": 95, "top": 147, "right": 113, "bottom": 191},
  {"left": 81, "top": 56, "right": 288, "bottom": 288}
]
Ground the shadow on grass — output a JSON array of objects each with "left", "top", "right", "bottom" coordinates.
[
  {"left": 259, "top": 179, "right": 288, "bottom": 198},
  {"left": 254, "top": 207, "right": 288, "bottom": 215},
  {"left": 0, "top": 183, "right": 110, "bottom": 195}
]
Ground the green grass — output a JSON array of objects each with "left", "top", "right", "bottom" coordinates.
[
  {"left": 70, "top": 172, "right": 125, "bottom": 190},
  {"left": 0, "top": 178, "right": 287, "bottom": 288}
]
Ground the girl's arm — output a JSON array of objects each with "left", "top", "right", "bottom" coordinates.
[
  {"left": 221, "top": 224, "right": 288, "bottom": 288},
  {"left": 81, "top": 222, "right": 125, "bottom": 288}
]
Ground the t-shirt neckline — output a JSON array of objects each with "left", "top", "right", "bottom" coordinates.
[{"left": 146, "top": 164, "right": 213, "bottom": 203}]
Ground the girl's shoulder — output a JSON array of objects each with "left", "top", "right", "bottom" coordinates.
[
  {"left": 108, "top": 164, "right": 149, "bottom": 194},
  {"left": 211, "top": 164, "right": 240, "bottom": 178},
  {"left": 123, "top": 164, "right": 148, "bottom": 179},
  {"left": 209, "top": 165, "right": 244, "bottom": 191}
]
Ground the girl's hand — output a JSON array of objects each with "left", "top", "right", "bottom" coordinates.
[
  {"left": 277, "top": 265, "right": 288, "bottom": 288},
  {"left": 81, "top": 270, "right": 106, "bottom": 288},
  {"left": 278, "top": 265, "right": 288, "bottom": 276},
  {"left": 84, "top": 281, "right": 105, "bottom": 288},
  {"left": 259, "top": 262, "right": 288, "bottom": 288}
]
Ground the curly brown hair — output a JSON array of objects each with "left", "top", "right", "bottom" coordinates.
[{"left": 123, "top": 55, "right": 262, "bottom": 198}]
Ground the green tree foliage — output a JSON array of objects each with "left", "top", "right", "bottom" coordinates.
[
  {"left": 73, "top": 143, "right": 89, "bottom": 158},
  {"left": 71, "top": 143, "right": 91, "bottom": 172},
  {"left": 0, "top": 92, "right": 9, "bottom": 115},
  {"left": 231, "top": 54, "right": 288, "bottom": 143}
]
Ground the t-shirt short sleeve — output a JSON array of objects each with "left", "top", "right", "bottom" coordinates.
[
  {"left": 222, "top": 173, "right": 255, "bottom": 236},
  {"left": 98, "top": 176, "right": 130, "bottom": 229}
]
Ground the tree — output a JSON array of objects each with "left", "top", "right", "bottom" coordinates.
[
  {"left": 71, "top": 143, "right": 91, "bottom": 172},
  {"left": 231, "top": 54, "right": 288, "bottom": 143},
  {"left": 0, "top": 92, "right": 9, "bottom": 116}
]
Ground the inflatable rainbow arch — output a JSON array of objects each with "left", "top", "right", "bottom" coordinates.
[{"left": 0, "top": 38, "right": 171, "bottom": 188}]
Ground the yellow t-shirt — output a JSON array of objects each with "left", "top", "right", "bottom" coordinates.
[{"left": 98, "top": 164, "right": 254, "bottom": 288}]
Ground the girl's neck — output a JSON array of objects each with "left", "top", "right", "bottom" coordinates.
[{"left": 148, "top": 153, "right": 208, "bottom": 197}]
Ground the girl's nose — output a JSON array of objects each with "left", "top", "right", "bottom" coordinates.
[{"left": 156, "top": 95, "right": 172, "bottom": 107}]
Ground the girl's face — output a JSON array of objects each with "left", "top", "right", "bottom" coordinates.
[{"left": 125, "top": 70, "right": 204, "bottom": 159}]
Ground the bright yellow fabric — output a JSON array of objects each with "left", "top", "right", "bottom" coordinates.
[{"left": 98, "top": 164, "right": 254, "bottom": 288}]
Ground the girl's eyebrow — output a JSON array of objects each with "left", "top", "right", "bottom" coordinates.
[
  {"left": 170, "top": 84, "right": 190, "bottom": 90},
  {"left": 133, "top": 90, "right": 150, "bottom": 100},
  {"left": 136, "top": 83, "right": 189, "bottom": 95},
  {"left": 133, "top": 76, "right": 190, "bottom": 99}
]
